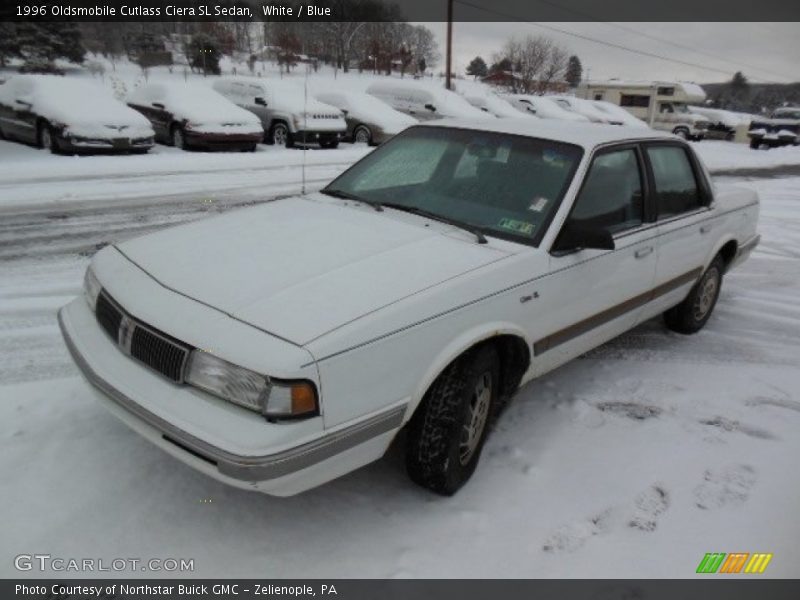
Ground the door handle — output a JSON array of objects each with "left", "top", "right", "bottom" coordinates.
[
  {"left": 700, "top": 224, "right": 712, "bottom": 234},
  {"left": 634, "top": 246, "right": 654, "bottom": 259}
]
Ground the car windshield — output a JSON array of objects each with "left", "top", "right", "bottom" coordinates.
[{"left": 324, "top": 126, "right": 583, "bottom": 246}]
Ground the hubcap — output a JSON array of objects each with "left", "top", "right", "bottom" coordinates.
[
  {"left": 693, "top": 269, "right": 719, "bottom": 321},
  {"left": 459, "top": 371, "right": 493, "bottom": 465},
  {"left": 355, "top": 128, "right": 370, "bottom": 143},
  {"left": 273, "top": 126, "right": 288, "bottom": 146}
]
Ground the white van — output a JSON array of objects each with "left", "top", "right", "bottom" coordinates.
[
  {"left": 366, "top": 80, "right": 490, "bottom": 121},
  {"left": 213, "top": 77, "right": 347, "bottom": 148}
]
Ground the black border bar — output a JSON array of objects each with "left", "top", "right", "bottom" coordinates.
[
  {"left": 5, "top": 579, "right": 800, "bottom": 599},
  {"left": 2, "top": 0, "right": 799, "bottom": 22}
]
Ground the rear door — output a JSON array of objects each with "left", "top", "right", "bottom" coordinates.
[
  {"left": 534, "top": 145, "right": 657, "bottom": 374},
  {"left": 0, "top": 79, "right": 37, "bottom": 142},
  {"left": 641, "top": 142, "right": 716, "bottom": 319}
]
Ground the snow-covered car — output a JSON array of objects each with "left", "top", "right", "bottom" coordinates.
[
  {"left": 59, "top": 119, "right": 760, "bottom": 497},
  {"left": 313, "top": 90, "right": 416, "bottom": 145},
  {"left": 127, "top": 82, "right": 264, "bottom": 151},
  {"left": 213, "top": 77, "right": 347, "bottom": 148},
  {"left": 367, "top": 80, "right": 491, "bottom": 121},
  {"left": 549, "top": 95, "right": 621, "bottom": 124},
  {"left": 689, "top": 106, "right": 751, "bottom": 141},
  {"left": 747, "top": 107, "right": 800, "bottom": 149},
  {"left": 505, "top": 94, "right": 590, "bottom": 122},
  {"left": 0, "top": 75, "right": 155, "bottom": 154},
  {"left": 461, "top": 91, "right": 533, "bottom": 118},
  {"left": 591, "top": 100, "right": 650, "bottom": 128}
]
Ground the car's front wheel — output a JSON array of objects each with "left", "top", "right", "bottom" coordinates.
[
  {"left": 664, "top": 255, "right": 724, "bottom": 334},
  {"left": 353, "top": 125, "right": 372, "bottom": 145},
  {"left": 171, "top": 125, "right": 187, "bottom": 150},
  {"left": 37, "top": 121, "right": 58, "bottom": 153},
  {"left": 406, "top": 344, "right": 500, "bottom": 495}
]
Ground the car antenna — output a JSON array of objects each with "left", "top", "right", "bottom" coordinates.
[{"left": 301, "top": 62, "right": 308, "bottom": 195}]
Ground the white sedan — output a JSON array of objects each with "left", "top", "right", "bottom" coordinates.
[{"left": 59, "top": 120, "right": 760, "bottom": 496}]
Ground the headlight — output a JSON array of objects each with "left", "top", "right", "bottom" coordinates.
[
  {"left": 83, "top": 266, "right": 102, "bottom": 311},
  {"left": 185, "top": 350, "right": 318, "bottom": 420}
]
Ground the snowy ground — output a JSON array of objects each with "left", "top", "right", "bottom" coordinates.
[{"left": 1, "top": 137, "right": 799, "bottom": 578}]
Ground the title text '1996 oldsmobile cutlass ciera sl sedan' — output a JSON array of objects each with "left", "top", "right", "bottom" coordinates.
[{"left": 59, "top": 119, "right": 760, "bottom": 496}]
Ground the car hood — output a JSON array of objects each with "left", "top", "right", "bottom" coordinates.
[{"left": 116, "top": 195, "right": 512, "bottom": 346}]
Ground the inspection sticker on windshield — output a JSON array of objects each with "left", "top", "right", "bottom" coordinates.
[
  {"left": 528, "top": 197, "right": 548, "bottom": 212},
  {"left": 498, "top": 218, "right": 534, "bottom": 235}
]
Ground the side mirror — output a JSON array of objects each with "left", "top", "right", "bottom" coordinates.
[
  {"left": 254, "top": 97, "right": 267, "bottom": 106},
  {"left": 424, "top": 103, "right": 436, "bottom": 112},
  {"left": 551, "top": 220, "right": 615, "bottom": 254},
  {"left": 15, "top": 98, "right": 32, "bottom": 108},
  {"left": 152, "top": 102, "right": 165, "bottom": 110}
]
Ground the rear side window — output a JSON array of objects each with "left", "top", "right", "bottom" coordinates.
[{"left": 647, "top": 145, "right": 703, "bottom": 218}]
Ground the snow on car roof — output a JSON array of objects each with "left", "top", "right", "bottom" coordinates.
[{"left": 419, "top": 117, "right": 674, "bottom": 148}]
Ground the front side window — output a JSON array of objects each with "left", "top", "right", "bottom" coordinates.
[
  {"left": 647, "top": 145, "right": 703, "bottom": 218},
  {"left": 325, "top": 127, "right": 583, "bottom": 245},
  {"left": 570, "top": 149, "right": 643, "bottom": 233}
]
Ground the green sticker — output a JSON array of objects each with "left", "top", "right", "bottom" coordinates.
[{"left": 498, "top": 218, "right": 534, "bottom": 235}]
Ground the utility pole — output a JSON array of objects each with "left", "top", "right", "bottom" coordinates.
[{"left": 445, "top": 0, "right": 453, "bottom": 90}]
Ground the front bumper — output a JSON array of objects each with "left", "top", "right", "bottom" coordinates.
[
  {"left": 184, "top": 130, "right": 262, "bottom": 150},
  {"left": 58, "top": 298, "right": 404, "bottom": 496},
  {"left": 294, "top": 130, "right": 345, "bottom": 145},
  {"left": 58, "top": 135, "right": 155, "bottom": 153}
]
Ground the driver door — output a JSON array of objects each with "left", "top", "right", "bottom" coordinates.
[{"left": 532, "top": 145, "right": 658, "bottom": 375}]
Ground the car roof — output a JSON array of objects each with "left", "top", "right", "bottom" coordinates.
[{"left": 418, "top": 117, "right": 673, "bottom": 148}]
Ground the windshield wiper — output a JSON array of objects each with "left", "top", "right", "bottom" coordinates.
[
  {"left": 381, "top": 202, "right": 488, "bottom": 244},
  {"left": 320, "top": 188, "right": 383, "bottom": 211}
]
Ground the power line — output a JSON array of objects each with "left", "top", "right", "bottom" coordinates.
[
  {"left": 453, "top": 0, "right": 796, "bottom": 83},
  {"left": 496, "top": 0, "right": 794, "bottom": 82}
]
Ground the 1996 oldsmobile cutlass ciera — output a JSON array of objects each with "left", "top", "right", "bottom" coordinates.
[{"left": 59, "top": 119, "right": 760, "bottom": 496}]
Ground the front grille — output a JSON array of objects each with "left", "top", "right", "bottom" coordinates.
[
  {"left": 96, "top": 292, "right": 123, "bottom": 340},
  {"left": 95, "top": 291, "right": 190, "bottom": 383},
  {"left": 130, "top": 325, "right": 188, "bottom": 382}
]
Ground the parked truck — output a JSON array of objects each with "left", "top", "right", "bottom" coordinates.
[{"left": 578, "top": 80, "right": 710, "bottom": 140}]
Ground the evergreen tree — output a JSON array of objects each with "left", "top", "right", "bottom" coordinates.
[
  {"left": 187, "top": 33, "right": 222, "bottom": 76},
  {"left": 489, "top": 57, "right": 512, "bottom": 74},
  {"left": 565, "top": 55, "right": 583, "bottom": 87},
  {"left": 5, "top": 22, "right": 85, "bottom": 72},
  {"left": 466, "top": 56, "right": 488, "bottom": 79}
]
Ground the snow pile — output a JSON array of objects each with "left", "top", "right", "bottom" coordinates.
[
  {"left": 128, "top": 82, "right": 263, "bottom": 135},
  {"left": 692, "top": 141, "right": 800, "bottom": 171},
  {"left": 313, "top": 89, "right": 417, "bottom": 133},
  {"left": 548, "top": 95, "right": 618, "bottom": 123},
  {"left": 591, "top": 100, "right": 650, "bottom": 128},
  {"left": 0, "top": 75, "right": 154, "bottom": 139}
]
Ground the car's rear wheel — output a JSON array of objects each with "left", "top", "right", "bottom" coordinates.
[
  {"left": 353, "top": 125, "right": 372, "bottom": 145},
  {"left": 37, "top": 121, "right": 58, "bottom": 153},
  {"left": 171, "top": 125, "right": 187, "bottom": 150},
  {"left": 749, "top": 138, "right": 761, "bottom": 150},
  {"left": 406, "top": 344, "right": 500, "bottom": 495},
  {"left": 270, "top": 122, "right": 293, "bottom": 148},
  {"left": 664, "top": 255, "right": 724, "bottom": 334},
  {"left": 672, "top": 127, "right": 690, "bottom": 140}
]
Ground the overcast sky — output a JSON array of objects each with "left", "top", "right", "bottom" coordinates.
[{"left": 417, "top": 22, "right": 800, "bottom": 84}]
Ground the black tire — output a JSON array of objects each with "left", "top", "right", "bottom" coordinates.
[
  {"left": 749, "top": 138, "right": 761, "bottom": 150},
  {"left": 0, "top": 125, "right": 5, "bottom": 140},
  {"left": 37, "top": 121, "right": 58, "bottom": 153},
  {"left": 270, "top": 122, "right": 293, "bottom": 148},
  {"left": 406, "top": 345, "right": 500, "bottom": 495},
  {"left": 672, "top": 127, "right": 690, "bottom": 140},
  {"left": 171, "top": 124, "right": 187, "bottom": 150},
  {"left": 353, "top": 125, "right": 372, "bottom": 145},
  {"left": 664, "top": 255, "right": 725, "bottom": 334}
]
